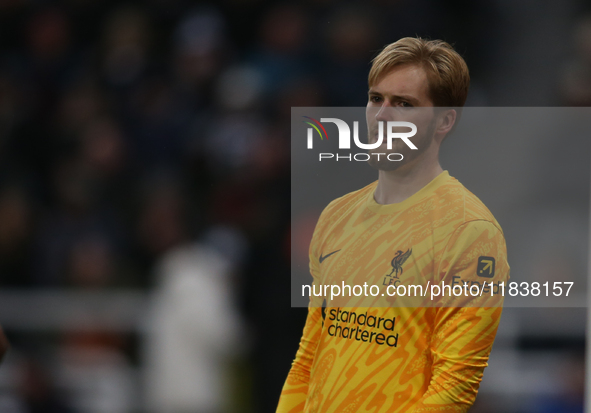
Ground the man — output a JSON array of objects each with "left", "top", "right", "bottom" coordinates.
[{"left": 277, "top": 37, "right": 509, "bottom": 412}]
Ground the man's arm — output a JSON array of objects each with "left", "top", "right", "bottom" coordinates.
[
  {"left": 277, "top": 210, "right": 328, "bottom": 412},
  {"left": 412, "top": 220, "right": 509, "bottom": 412},
  {"left": 0, "top": 325, "right": 9, "bottom": 363},
  {"left": 276, "top": 305, "right": 323, "bottom": 412}
]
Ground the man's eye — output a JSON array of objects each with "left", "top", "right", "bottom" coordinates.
[
  {"left": 369, "top": 96, "right": 382, "bottom": 103},
  {"left": 400, "top": 101, "right": 412, "bottom": 107}
]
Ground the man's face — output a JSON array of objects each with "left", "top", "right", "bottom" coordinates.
[{"left": 366, "top": 64, "right": 438, "bottom": 171}]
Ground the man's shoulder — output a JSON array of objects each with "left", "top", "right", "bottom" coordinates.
[
  {"left": 319, "top": 181, "right": 377, "bottom": 221},
  {"left": 309, "top": 182, "right": 376, "bottom": 255},
  {"left": 439, "top": 174, "right": 502, "bottom": 233}
]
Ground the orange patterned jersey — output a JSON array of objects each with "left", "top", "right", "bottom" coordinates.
[{"left": 278, "top": 171, "right": 509, "bottom": 413}]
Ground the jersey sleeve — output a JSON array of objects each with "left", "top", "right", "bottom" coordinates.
[
  {"left": 276, "top": 305, "right": 323, "bottom": 413},
  {"left": 411, "top": 220, "right": 509, "bottom": 412},
  {"left": 276, "top": 212, "right": 326, "bottom": 412}
]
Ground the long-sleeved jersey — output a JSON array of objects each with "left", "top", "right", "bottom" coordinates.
[{"left": 278, "top": 171, "right": 509, "bottom": 413}]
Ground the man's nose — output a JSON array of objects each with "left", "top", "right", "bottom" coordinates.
[{"left": 375, "top": 103, "right": 394, "bottom": 122}]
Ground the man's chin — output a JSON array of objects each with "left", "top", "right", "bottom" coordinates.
[
  {"left": 368, "top": 161, "right": 403, "bottom": 171},
  {"left": 367, "top": 150, "right": 404, "bottom": 171}
]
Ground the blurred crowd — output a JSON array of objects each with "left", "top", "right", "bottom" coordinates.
[{"left": 0, "top": 0, "right": 590, "bottom": 412}]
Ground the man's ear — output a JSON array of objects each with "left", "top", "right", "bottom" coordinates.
[{"left": 434, "top": 109, "right": 457, "bottom": 142}]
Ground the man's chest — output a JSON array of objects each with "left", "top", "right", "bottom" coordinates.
[{"left": 317, "top": 227, "right": 439, "bottom": 298}]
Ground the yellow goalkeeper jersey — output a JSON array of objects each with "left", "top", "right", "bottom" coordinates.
[{"left": 278, "top": 171, "right": 509, "bottom": 413}]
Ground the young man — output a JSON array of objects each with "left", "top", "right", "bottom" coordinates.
[{"left": 278, "top": 38, "right": 509, "bottom": 412}]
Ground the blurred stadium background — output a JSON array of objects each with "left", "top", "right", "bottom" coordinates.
[{"left": 0, "top": 0, "right": 590, "bottom": 412}]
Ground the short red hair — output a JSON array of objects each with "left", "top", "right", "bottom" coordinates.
[{"left": 369, "top": 37, "right": 470, "bottom": 107}]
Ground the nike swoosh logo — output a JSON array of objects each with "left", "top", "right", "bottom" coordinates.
[{"left": 319, "top": 249, "right": 341, "bottom": 263}]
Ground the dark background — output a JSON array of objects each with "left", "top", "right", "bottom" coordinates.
[{"left": 0, "top": 0, "right": 590, "bottom": 412}]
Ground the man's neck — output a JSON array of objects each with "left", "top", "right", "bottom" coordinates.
[{"left": 373, "top": 156, "right": 444, "bottom": 205}]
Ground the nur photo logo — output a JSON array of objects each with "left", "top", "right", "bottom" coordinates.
[{"left": 303, "top": 116, "right": 418, "bottom": 162}]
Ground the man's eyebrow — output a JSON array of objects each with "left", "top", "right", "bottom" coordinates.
[{"left": 392, "top": 94, "right": 420, "bottom": 104}]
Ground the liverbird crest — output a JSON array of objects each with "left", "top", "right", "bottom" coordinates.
[{"left": 387, "top": 248, "right": 412, "bottom": 278}]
